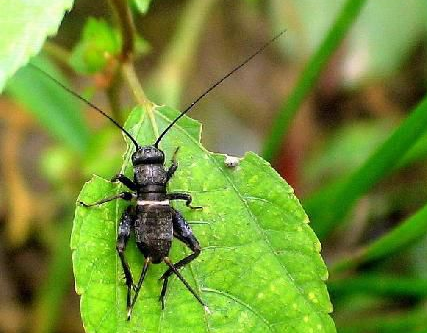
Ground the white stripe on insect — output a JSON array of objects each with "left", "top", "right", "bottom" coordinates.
[{"left": 137, "top": 200, "right": 170, "bottom": 206}]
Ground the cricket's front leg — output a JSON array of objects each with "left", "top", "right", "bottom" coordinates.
[
  {"left": 111, "top": 173, "right": 137, "bottom": 191},
  {"left": 79, "top": 191, "right": 135, "bottom": 207}
]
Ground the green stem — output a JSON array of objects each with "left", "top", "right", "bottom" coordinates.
[
  {"left": 109, "top": 0, "right": 135, "bottom": 61},
  {"left": 261, "top": 0, "right": 367, "bottom": 162},
  {"left": 42, "top": 42, "right": 72, "bottom": 68},
  {"left": 122, "top": 62, "right": 155, "bottom": 133},
  {"left": 122, "top": 62, "right": 151, "bottom": 108},
  {"left": 107, "top": 70, "right": 124, "bottom": 124},
  {"left": 109, "top": 0, "right": 153, "bottom": 122},
  {"left": 108, "top": 0, "right": 141, "bottom": 123},
  {"left": 330, "top": 199, "right": 427, "bottom": 273}
]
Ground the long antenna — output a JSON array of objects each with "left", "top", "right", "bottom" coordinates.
[
  {"left": 153, "top": 29, "right": 286, "bottom": 147},
  {"left": 28, "top": 63, "right": 140, "bottom": 150}
]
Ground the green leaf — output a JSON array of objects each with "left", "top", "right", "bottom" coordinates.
[
  {"left": 69, "top": 18, "right": 121, "bottom": 74},
  {"left": 131, "top": 0, "right": 152, "bottom": 14},
  {"left": 81, "top": 127, "right": 124, "bottom": 179},
  {"left": 0, "top": 0, "right": 73, "bottom": 91},
  {"left": 6, "top": 57, "right": 89, "bottom": 152},
  {"left": 71, "top": 105, "right": 335, "bottom": 332},
  {"left": 69, "top": 17, "right": 150, "bottom": 74}
]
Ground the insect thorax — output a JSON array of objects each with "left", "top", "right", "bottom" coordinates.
[{"left": 134, "top": 164, "right": 168, "bottom": 187}]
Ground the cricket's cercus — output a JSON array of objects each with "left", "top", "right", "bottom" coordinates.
[{"left": 30, "top": 29, "right": 285, "bottom": 320}]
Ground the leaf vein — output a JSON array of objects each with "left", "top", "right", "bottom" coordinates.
[{"left": 202, "top": 287, "right": 273, "bottom": 331}]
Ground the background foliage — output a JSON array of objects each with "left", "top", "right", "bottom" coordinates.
[{"left": 1, "top": 0, "right": 427, "bottom": 332}]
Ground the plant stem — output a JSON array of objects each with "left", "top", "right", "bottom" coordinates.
[
  {"left": 42, "top": 42, "right": 72, "bottom": 68},
  {"left": 109, "top": 0, "right": 154, "bottom": 125},
  {"left": 122, "top": 62, "right": 151, "bottom": 108},
  {"left": 261, "top": 0, "right": 367, "bottom": 162},
  {"left": 122, "top": 62, "right": 156, "bottom": 134},
  {"left": 107, "top": 69, "right": 124, "bottom": 124},
  {"left": 109, "top": 0, "right": 135, "bottom": 61}
]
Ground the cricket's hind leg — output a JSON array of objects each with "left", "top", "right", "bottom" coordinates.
[
  {"left": 127, "top": 257, "right": 150, "bottom": 320},
  {"left": 116, "top": 206, "right": 136, "bottom": 315},
  {"left": 159, "top": 208, "right": 204, "bottom": 309},
  {"left": 162, "top": 257, "right": 209, "bottom": 312}
]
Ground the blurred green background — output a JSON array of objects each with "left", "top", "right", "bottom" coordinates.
[{"left": 1, "top": 0, "right": 427, "bottom": 332}]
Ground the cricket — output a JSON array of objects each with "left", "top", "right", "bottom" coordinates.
[{"left": 31, "top": 30, "right": 285, "bottom": 320}]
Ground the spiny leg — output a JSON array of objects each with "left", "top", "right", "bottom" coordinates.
[
  {"left": 116, "top": 206, "right": 136, "bottom": 313},
  {"left": 79, "top": 191, "right": 135, "bottom": 207},
  {"left": 163, "top": 257, "right": 209, "bottom": 312},
  {"left": 127, "top": 257, "right": 151, "bottom": 320},
  {"left": 159, "top": 208, "right": 202, "bottom": 309},
  {"left": 167, "top": 192, "right": 202, "bottom": 209}
]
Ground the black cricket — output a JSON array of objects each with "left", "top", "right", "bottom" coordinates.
[
  {"left": 31, "top": 30, "right": 285, "bottom": 320},
  {"left": 82, "top": 139, "right": 206, "bottom": 320}
]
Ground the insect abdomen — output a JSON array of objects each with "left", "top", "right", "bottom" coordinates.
[{"left": 135, "top": 205, "right": 173, "bottom": 263}]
